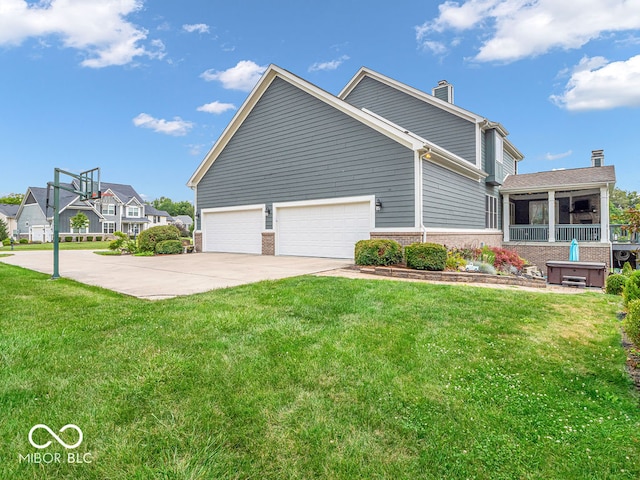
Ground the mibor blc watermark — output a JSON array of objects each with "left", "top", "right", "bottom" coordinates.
[{"left": 19, "top": 424, "right": 93, "bottom": 464}]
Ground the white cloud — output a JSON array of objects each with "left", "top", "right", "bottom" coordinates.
[
  {"left": 544, "top": 150, "right": 573, "bottom": 160},
  {"left": 200, "top": 60, "right": 267, "bottom": 91},
  {"left": 550, "top": 55, "right": 640, "bottom": 111},
  {"left": 183, "top": 23, "right": 209, "bottom": 34},
  {"left": 133, "top": 113, "right": 193, "bottom": 136},
  {"left": 0, "top": 0, "right": 164, "bottom": 68},
  {"left": 308, "top": 55, "right": 350, "bottom": 72},
  {"left": 416, "top": 0, "right": 640, "bottom": 63},
  {"left": 196, "top": 101, "right": 237, "bottom": 114}
]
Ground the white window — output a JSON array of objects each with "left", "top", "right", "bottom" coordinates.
[
  {"left": 69, "top": 221, "right": 88, "bottom": 234},
  {"left": 103, "top": 222, "right": 115, "bottom": 234},
  {"left": 485, "top": 195, "right": 498, "bottom": 229},
  {"left": 127, "top": 206, "right": 140, "bottom": 217},
  {"left": 101, "top": 203, "right": 115, "bottom": 215}
]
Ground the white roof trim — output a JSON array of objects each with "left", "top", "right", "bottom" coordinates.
[
  {"left": 187, "top": 64, "right": 423, "bottom": 187},
  {"left": 500, "top": 181, "right": 614, "bottom": 194},
  {"left": 339, "top": 67, "right": 484, "bottom": 124}
]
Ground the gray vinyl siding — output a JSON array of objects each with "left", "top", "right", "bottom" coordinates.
[
  {"left": 343, "top": 77, "right": 477, "bottom": 164},
  {"left": 16, "top": 203, "right": 47, "bottom": 235},
  {"left": 197, "top": 77, "right": 416, "bottom": 229},
  {"left": 60, "top": 208, "right": 101, "bottom": 233},
  {"left": 503, "top": 150, "right": 515, "bottom": 178},
  {"left": 423, "top": 161, "right": 485, "bottom": 228}
]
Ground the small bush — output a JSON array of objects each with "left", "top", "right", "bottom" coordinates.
[
  {"left": 491, "top": 247, "right": 526, "bottom": 272},
  {"left": 624, "top": 299, "right": 640, "bottom": 346},
  {"left": 109, "top": 231, "right": 137, "bottom": 254},
  {"left": 2, "top": 238, "right": 10, "bottom": 246},
  {"left": 475, "top": 261, "right": 497, "bottom": 275},
  {"left": 155, "top": 240, "right": 183, "bottom": 255},
  {"left": 405, "top": 242, "right": 447, "bottom": 271},
  {"left": 354, "top": 239, "right": 403, "bottom": 266},
  {"left": 19, "top": 238, "right": 28, "bottom": 244},
  {"left": 86, "top": 236, "right": 93, "bottom": 242},
  {"left": 622, "top": 262, "right": 634, "bottom": 276},
  {"left": 96, "top": 236, "right": 103, "bottom": 241},
  {"left": 137, "top": 225, "right": 181, "bottom": 253},
  {"left": 623, "top": 270, "right": 640, "bottom": 306},
  {"left": 64, "top": 236, "right": 73, "bottom": 243},
  {"left": 606, "top": 274, "right": 628, "bottom": 296},
  {"left": 446, "top": 251, "right": 467, "bottom": 271}
]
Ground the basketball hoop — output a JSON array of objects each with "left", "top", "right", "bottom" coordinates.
[{"left": 96, "top": 191, "right": 114, "bottom": 206}]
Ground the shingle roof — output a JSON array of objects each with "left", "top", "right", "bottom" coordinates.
[
  {"left": 501, "top": 166, "right": 616, "bottom": 192},
  {"left": 0, "top": 204, "right": 19, "bottom": 217},
  {"left": 100, "top": 182, "right": 144, "bottom": 204},
  {"left": 145, "top": 205, "right": 171, "bottom": 217}
]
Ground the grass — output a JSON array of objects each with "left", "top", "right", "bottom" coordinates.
[
  {"left": 0, "top": 241, "right": 111, "bottom": 251},
  {"left": 0, "top": 263, "right": 639, "bottom": 479}
]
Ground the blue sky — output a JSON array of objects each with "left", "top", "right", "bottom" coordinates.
[{"left": 1, "top": 0, "right": 639, "bottom": 203}]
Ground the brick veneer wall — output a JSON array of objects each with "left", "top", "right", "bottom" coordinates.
[
  {"left": 369, "top": 232, "right": 422, "bottom": 247},
  {"left": 194, "top": 231, "right": 202, "bottom": 253},
  {"left": 504, "top": 243, "right": 611, "bottom": 275},
  {"left": 424, "top": 232, "right": 503, "bottom": 249},
  {"left": 262, "top": 232, "right": 275, "bottom": 255}
]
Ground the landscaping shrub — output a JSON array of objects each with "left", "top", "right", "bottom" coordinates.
[
  {"left": 137, "top": 225, "right": 180, "bottom": 253},
  {"left": 605, "top": 274, "right": 628, "bottom": 296},
  {"left": 19, "top": 238, "right": 28, "bottom": 244},
  {"left": 354, "top": 239, "right": 403, "bottom": 266},
  {"left": 623, "top": 299, "right": 640, "bottom": 346},
  {"left": 475, "top": 261, "right": 497, "bottom": 275},
  {"left": 623, "top": 270, "right": 640, "bottom": 307},
  {"left": 155, "top": 240, "right": 183, "bottom": 255},
  {"left": 2, "top": 238, "right": 10, "bottom": 247},
  {"left": 64, "top": 236, "right": 73, "bottom": 242},
  {"left": 86, "top": 236, "right": 93, "bottom": 242},
  {"left": 109, "top": 231, "right": 137, "bottom": 254},
  {"left": 96, "top": 236, "right": 103, "bottom": 241},
  {"left": 491, "top": 247, "right": 526, "bottom": 272},
  {"left": 445, "top": 250, "right": 467, "bottom": 271},
  {"left": 622, "top": 262, "right": 634, "bottom": 276},
  {"left": 405, "top": 242, "right": 447, "bottom": 271}
]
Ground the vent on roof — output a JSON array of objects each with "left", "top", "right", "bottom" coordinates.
[
  {"left": 432, "top": 80, "right": 454, "bottom": 104},
  {"left": 591, "top": 149, "right": 604, "bottom": 167}
]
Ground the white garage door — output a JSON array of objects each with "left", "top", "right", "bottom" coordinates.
[
  {"left": 276, "top": 198, "right": 372, "bottom": 259},
  {"left": 202, "top": 206, "right": 264, "bottom": 254},
  {"left": 30, "top": 225, "right": 52, "bottom": 243}
]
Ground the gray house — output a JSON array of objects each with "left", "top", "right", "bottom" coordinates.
[
  {"left": 15, "top": 181, "right": 170, "bottom": 241},
  {"left": 188, "top": 65, "right": 523, "bottom": 259}
]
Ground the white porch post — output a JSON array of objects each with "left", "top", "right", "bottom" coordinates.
[
  {"left": 548, "top": 190, "right": 555, "bottom": 242},
  {"left": 600, "top": 186, "right": 610, "bottom": 243},
  {"left": 502, "top": 193, "right": 510, "bottom": 242}
]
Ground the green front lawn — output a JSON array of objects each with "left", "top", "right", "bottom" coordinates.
[
  {"left": 1, "top": 264, "right": 638, "bottom": 479},
  {"left": 0, "top": 241, "right": 111, "bottom": 251}
]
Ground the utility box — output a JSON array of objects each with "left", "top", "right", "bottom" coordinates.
[{"left": 546, "top": 261, "right": 607, "bottom": 288}]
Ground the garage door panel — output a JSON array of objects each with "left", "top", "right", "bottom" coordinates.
[
  {"left": 202, "top": 209, "right": 263, "bottom": 254},
  {"left": 276, "top": 201, "right": 371, "bottom": 259}
]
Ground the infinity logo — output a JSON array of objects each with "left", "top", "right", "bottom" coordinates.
[{"left": 28, "top": 424, "right": 83, "bottom": 449}]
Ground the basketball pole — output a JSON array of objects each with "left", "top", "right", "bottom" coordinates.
[{"left": 52, "top": 168, "right": 61, "bottom": 279}]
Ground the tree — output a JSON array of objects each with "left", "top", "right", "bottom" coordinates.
[
  {"left": 151, "top": 197, "right": 194, "bottom": 218},
  {"left": 610, "top": 187, "right": 640, "bottom": 224},
  {"left": 0, "top": 218, "right": 8, "bottom": 241},
  {"left": 0, "top": 193, "right": 24, "bottom": 205},
  {"left": 70, "top": 212, "right": 89, "bottom": 232}
]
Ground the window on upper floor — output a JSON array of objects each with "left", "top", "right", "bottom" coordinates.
[
  {"left": 126, "top": 206, "right": 140, "bottom": 217},
  {"left": 101, "top": 203, "right": 115, "bottom": 215}
]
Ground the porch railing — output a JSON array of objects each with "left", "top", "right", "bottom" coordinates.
[
  {"left": 610, "top": 224, "right": 640, "bottom": 244},
  {"left": 509, "top": 224, "right": 602, "bottom": 242},
  {"left": 556, "top": 225, "right": 601, "bottom": 242},
  {"left": 509, "top": 225, "right": 548, "bottom": 242}
]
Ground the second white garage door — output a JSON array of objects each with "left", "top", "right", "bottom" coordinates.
[
  {"left": 201, "top": 206, "right": 264, "bottom": 254},
  {"left": 275, "top": 198, "right": 372, "bottom": 259}
]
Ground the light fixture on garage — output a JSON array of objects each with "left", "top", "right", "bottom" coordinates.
[
  {"left": 375, "top": 199, "right": 382, "bottom": 211},
  {"left": 265, "top": 207, "right": 271, "bottom": 216}
]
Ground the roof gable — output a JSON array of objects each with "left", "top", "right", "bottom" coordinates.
[{"left": 187, "top": 65, "right": 427, "bottom": 187}]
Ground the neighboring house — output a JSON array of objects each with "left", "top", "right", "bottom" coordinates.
[
  {"left": 15, "top": 181, "right": 162, "bottom": 240},
  {"left": 188, "top": 64, "right": 523, "bottom": 259},
  {"left": 0, "top": 203, "right": 19, "bottom": 238},
  {"left": 173, "top": 215, "right": 193, "bottom": 230}
]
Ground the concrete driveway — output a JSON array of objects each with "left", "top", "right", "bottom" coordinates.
[{"left": 0, "top": 250, "right": 351, "bottom": 300}]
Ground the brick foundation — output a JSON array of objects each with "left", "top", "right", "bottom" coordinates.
[
  {"left": 262, "top": 232, "right": 275, "bottom": 255},
  {"left": 194, "top": 231, "right": 202, "bottom": 253},
  {"left": 504, "top": 242, "right": 610, "bottom": 275},
  {"left": 424, "top": 232, "right": 503, "bottom": 249},
  {"left": 369, "top": 232, "right": 422, "bottom": 247}
]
